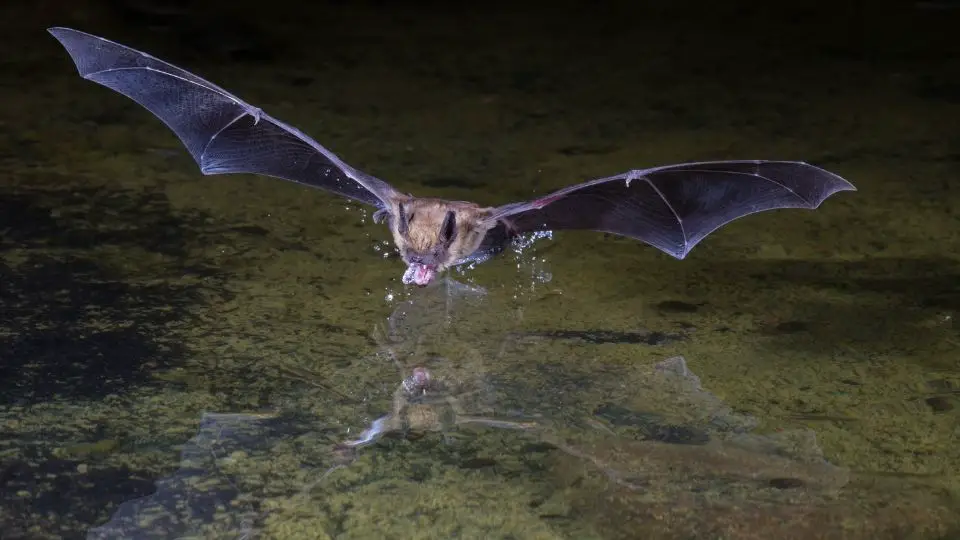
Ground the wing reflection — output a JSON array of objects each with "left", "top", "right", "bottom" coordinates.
[{"left": 87, "top": 412, "right": 277, "bottom": 539}]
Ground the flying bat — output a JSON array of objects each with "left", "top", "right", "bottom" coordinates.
[{"left": 48, "top": 27, "right": 856, "bottom": 287}]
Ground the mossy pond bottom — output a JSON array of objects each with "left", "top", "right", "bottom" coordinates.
[{"left": 1, "top": 1, "right": 959, "bottom": 538}]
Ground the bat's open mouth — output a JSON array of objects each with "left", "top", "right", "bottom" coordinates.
[{"left": 402, "top": 263, "right": 437, "bottom": 287}]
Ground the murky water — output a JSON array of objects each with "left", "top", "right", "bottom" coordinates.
[{"left": 2, "top": 1, "right": 959, "bottom": 538}]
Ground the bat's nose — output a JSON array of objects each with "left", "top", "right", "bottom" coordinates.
[{"left": 405, "top": 251, "right": 439, "bottom": 267}]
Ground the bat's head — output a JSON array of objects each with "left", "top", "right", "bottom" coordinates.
[{"left": 387, "top": 198, "right": 493, "bottom": 286}]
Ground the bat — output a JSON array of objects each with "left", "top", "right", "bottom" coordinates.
[{"left": 48, "top": 27, "right": 856, "bottom": 287}]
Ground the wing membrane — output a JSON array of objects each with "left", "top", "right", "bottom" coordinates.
[
  {"left": 491, "top": 160, "right": 855, "bottom": 258},
  {"left": 48, "top": 27, "right": 398, "bottom": 207}
]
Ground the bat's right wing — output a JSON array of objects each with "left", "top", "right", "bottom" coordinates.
[
  {"left": 48, "top": 27, "right": 400, "bottom": 208},
  {"left": 487, "top": 160, "right": 855, "bottom": 259}
]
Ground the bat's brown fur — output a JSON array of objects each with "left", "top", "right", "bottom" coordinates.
[{"left": 387, "top": 197, "right": 497, "bottom": 271}]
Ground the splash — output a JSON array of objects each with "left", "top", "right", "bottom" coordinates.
[
  {"left": 511, "top": 230, "right": 553, "bottom": 255},
  {"left": 508, "top": 231, "right": 555, "bottom": 301}
]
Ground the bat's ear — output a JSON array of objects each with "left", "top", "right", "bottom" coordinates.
[
  {"left": 440, "top": 210, "right": 457, "bottom": 243},
  {"left": 397, "top": 203, "right": 409, "bottom": 235}
]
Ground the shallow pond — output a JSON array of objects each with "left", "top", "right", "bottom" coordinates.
[{"left": 2, "top": 1, "right": 959, "bottom": 538}]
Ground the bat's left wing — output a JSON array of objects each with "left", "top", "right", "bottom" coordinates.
[
  {"left": 48, "top": 27, "right": 400, "bottom": 208},
  {"left": 487, "top": 160, "right": 856, "bottom": 259}
]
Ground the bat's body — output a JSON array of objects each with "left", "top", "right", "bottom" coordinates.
[{"left": 48, "top": 27, "right": 856, "bottom": 287}]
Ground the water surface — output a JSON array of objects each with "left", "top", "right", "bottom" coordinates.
[{"left": 1, "top": 1, "right": 959, "bottom": 538}]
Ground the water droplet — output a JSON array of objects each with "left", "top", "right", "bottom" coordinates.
[{"left": 512, "top": 230, "right": 553, "bottom": 255}]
